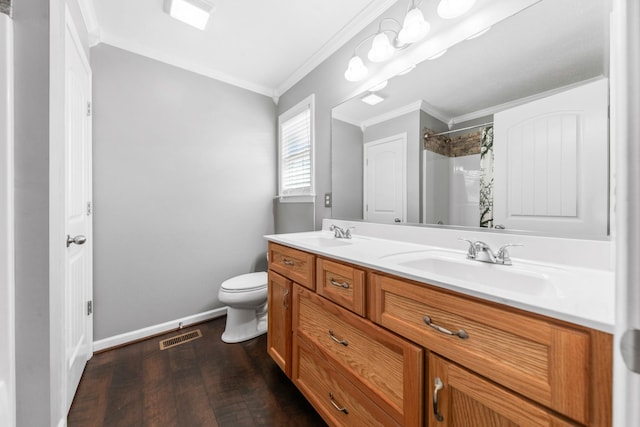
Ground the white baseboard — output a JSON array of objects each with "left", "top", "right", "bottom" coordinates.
[{"left": 93, "top": 307, "right": 228, "bottom": 352}]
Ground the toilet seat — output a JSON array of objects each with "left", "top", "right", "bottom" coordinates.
[{"left": 220, "top": 271, "right": 267, "bottom": 293}]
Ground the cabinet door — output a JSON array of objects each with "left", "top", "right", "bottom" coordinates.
[
  {"left": 267, "top": 270, "right": 292, "bottom": 377},
  {"left": 428, "top": 354, "right": 578, "bottom": 427}
]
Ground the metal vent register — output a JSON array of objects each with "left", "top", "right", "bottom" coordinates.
[{"left": 159, "top": 329, "right": 202, "bottom": 350}]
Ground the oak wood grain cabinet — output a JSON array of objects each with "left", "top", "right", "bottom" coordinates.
[
  {"left": 293, "top": 284, "right": 423, "bottom": 426},
  {"left": 267, "top": 243, "right": 315, "bottom": 377},
  {"left": 428, "top": 354, "right": 579, "bottom": 426},
  {"left": 266, "top": 242, "right": 612, "bottom": 426},
  {"left": 370, "top": 272, "right": 612, "bottom": 426}
]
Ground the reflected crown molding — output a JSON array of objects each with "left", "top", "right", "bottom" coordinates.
[{"left": 333, "top": 99, "right": 450, "bottom": 130}]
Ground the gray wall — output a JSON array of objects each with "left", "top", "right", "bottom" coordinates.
[
  {"left": 13, "top": 0, "right": 51, "bottom": 425},
  {"left": 331, "top": 119, "right": 363, "bottom": 220},
  {"left": 276, "top": 1, "right": 411, "bottom": 229},
  {"left": 92, "top": 44, "right": 276, "bottom": 340}
]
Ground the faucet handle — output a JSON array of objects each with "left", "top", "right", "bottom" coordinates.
[
  {"left": 345, "top": 227, "right": 355, "bottom": 239},
  {"left": 458, "top": 238, "right": 476, "bottom": 259},
  {"left": 496, "top": 244, "right": 523, "bottom": 265}
]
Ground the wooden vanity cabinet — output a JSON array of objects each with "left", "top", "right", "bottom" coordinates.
[
  {"left": 370, "top": 272, "right": 612, "bottom": 426},
  {"left": 316, "top": 257, "right": 366, "bottom": 316},
  {"left": 266, "top": 270, "right": 292, "bottom": 376},
  {"left": 266, "top": 241, "right": 612, "bottom": 427},
  {"left": 428, "top": 354, "right": 579, "bottom": 427},
  {"left": 292, "top": 284, "right": 423, "bottom": 426},
  {"left": 267, "top": 242, "right": 315, "bottom": 377}
]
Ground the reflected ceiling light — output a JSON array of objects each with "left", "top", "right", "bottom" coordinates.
[
  {"left": 427, "top": 49, "right": 447, "bottom": 60},
  {"left": 466, "top": 26, "right": 491, "bottom": 40},
  {"left": 361, "top": 93, "right": 385, "bottom": 105},
  {"left": 164, "top": 0, "right": 215, "bottom": 30},
  {"left": 369, "top": 80, "right": 389, "bottom": 92},
  {"left": 437, "top": 0, "right": 476, "bottom": 19},
  {"left": 344, "top": 1, "right": 430, "bottom": 82}
]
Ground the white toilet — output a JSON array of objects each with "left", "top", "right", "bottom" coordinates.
[{"left": 218, "top": 271, "right": 268, "bottom": 343}]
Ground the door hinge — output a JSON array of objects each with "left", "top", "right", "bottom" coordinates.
[
  {"left": 87, "top": 101, "right": 92, "bottom": 117},
  {"left": 87, "top": 300, "right": 93, "bottom": 315},
  {"left": 86, "top": 201, "right": 92, "bottom": 216}
]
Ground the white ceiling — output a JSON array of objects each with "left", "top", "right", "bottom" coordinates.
[{"left": 81, "top": 0, "right": 398, "bottom": 98}]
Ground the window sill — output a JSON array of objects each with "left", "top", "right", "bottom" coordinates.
[{"left": 276, "top": 195, "right": 316, "bottom": 204}]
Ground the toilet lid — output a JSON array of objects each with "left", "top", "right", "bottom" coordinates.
[{"left": 221, "top": 271, "right": 268, "bottom": 293}]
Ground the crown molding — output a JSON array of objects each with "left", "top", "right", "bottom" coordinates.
[
  {"left": 450, "top": 76, "right": 607, "bottom": 125},
  {"left": 76, "top": 0, "right": 101, "bottom": 46},
  {"left": 362, "top": 99, "right": 451, "bottom": 129},
  {"left": 331, "top": 111, "right": 362, "bottom": 128},
  {"left": 100, "top": 33, "right": 276, "bottom": 98},
  {"left": 274, "top": 0, "right": 399, "bottom": 97}
]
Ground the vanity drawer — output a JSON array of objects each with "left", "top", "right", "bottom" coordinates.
[
  {"left": 268, "top": 242, "right": 315, "bottom": 289},
  {"left": 293, "top": 285, "right": 423, "bottom": 426},
  {"left": 316, "top": 257, "right": 366, "bottom": 315},
  {"left": 293, "top": 334, "right": 401, "bottom": 427},
  {"left": 369, "top": 273, "right": 590, "bottom": 424}
]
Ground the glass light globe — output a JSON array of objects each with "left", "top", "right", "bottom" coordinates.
[
  {"left": 368, "top": 32, "right": 394, "bottom": 62},
  {"left": 437, "top": 0, "right": 477, "bottom": 19},
  {"left": 398, "top": 7, "right": 430, "bottom": 44},
  {"left": 344, "top": 56, "right": 368, "bottom": 82}
]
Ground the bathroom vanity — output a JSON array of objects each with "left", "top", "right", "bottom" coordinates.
[{"left": 265, "top": 222, "right": 613, "bottom": 427}]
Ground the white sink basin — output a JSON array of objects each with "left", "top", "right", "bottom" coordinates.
[{"left": 381, "top": 250, "right": 560, "bottom": 297}]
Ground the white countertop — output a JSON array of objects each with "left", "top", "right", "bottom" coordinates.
[{"left": 265, "top": 223, "right": 615, "bottom": 334}]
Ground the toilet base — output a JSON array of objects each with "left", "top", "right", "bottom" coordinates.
[{"left": 221, "top": 305, "right": 268, "bottom": 343}]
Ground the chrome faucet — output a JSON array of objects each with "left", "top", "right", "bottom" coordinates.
[
  {"left": 330, "top": 224, "right": 354, "bottom": 239},
  {"left": 459, "top": 238, "right": 522, "bottom": 265}
]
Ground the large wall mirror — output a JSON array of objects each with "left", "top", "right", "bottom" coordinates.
[{"left": 331, "top": 0, "right": 611, "bottom": 239}]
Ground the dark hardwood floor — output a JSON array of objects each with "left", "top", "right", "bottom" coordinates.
[{"left": 68, "top": 317, "right": 327, "bottom": 427}]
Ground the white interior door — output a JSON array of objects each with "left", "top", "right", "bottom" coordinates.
[
  {"left": 64, "top": 9, "right": 92, "bottom": 412},
  {"left": 493, "top": 78, "right": 609, "bottom": 236},
  {"left": 364, "top": 134, "right": 406, "bottom": 223}
]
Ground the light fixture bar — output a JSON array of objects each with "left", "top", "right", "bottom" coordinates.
[{"left": 164, "top": 0, "right": 215, "bottom": 30}]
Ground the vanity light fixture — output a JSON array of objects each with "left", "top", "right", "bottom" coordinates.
[
  {"left": 164, "top": 0, "right": 215, "bottom": 30},
  {"left": 361, "top": 93, "right": 386, "bottom": 106},
  {"left": 437, "top": 0, "right": 476, "bottom": 19},
  {"left": 344, "top": 0, "right": 430, "bottom": 82}
]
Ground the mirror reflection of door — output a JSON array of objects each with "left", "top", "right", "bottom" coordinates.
[{"left": 363, "top": 134, "right": 407, "bottom": 223}]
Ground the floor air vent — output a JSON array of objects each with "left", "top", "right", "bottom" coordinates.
[{"left": 159, "top": 329, "right": 202, "bottom": 350}]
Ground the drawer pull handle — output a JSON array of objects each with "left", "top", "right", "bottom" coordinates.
[
  {"left": 283, "top": 288, "right": 289, "bottom": 309},
  {"left": 328, "top": 329, "right": 349, "bottom": 346},
  {"left": 282, "top": 258, "right": 295, "bottom": 266},
  {"left": 329, "top": 278, "right": 350, "bottom": 289},
  {"left": 433, "top": 377, "right": 444, "bottom": 422},
  {"left": 329, "top": 392, "right": 349, "bottom": 414},
  {"left": 423, "top": 316, "right": 469, "bottom": 340}
]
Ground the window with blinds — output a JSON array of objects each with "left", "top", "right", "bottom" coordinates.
[{"left": 278, "top": 94, "right": 315, "bottom": 198}]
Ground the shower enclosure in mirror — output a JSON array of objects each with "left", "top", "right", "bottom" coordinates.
[{"left": 331, "top": 0, "right": 610, "bottom": 239}]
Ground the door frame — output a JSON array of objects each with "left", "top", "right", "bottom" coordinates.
[
  {"left": 50, "top": 2, "right": 93, "bottom": 425},
  {"left": 612, "top": 0, "right": 640, "bottom": 426},
  {"left": 363, "top": 133, "right": 407, "bottom": 223},
  {"left": 0, "top": 12, "right": 15, "bottom": 427}
]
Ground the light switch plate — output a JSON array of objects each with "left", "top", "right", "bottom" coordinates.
[{"left": 324, "top": 192, "right": 332, "bottom": 208}]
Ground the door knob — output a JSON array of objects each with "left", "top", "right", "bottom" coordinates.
[
  {"left": 67, "top": 235, "right": 87, "bottom": 248},
  {"left": 394, "top": 218, "right": 401, "bottom": 223}
]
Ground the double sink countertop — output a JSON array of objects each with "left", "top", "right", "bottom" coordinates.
[{"left": 265, "top": 223, "right": 615, "bottom": 334}]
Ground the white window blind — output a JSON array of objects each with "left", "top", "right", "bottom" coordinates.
[{"left": 279, "top": 95, "right": 314, "bottom": 198}]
